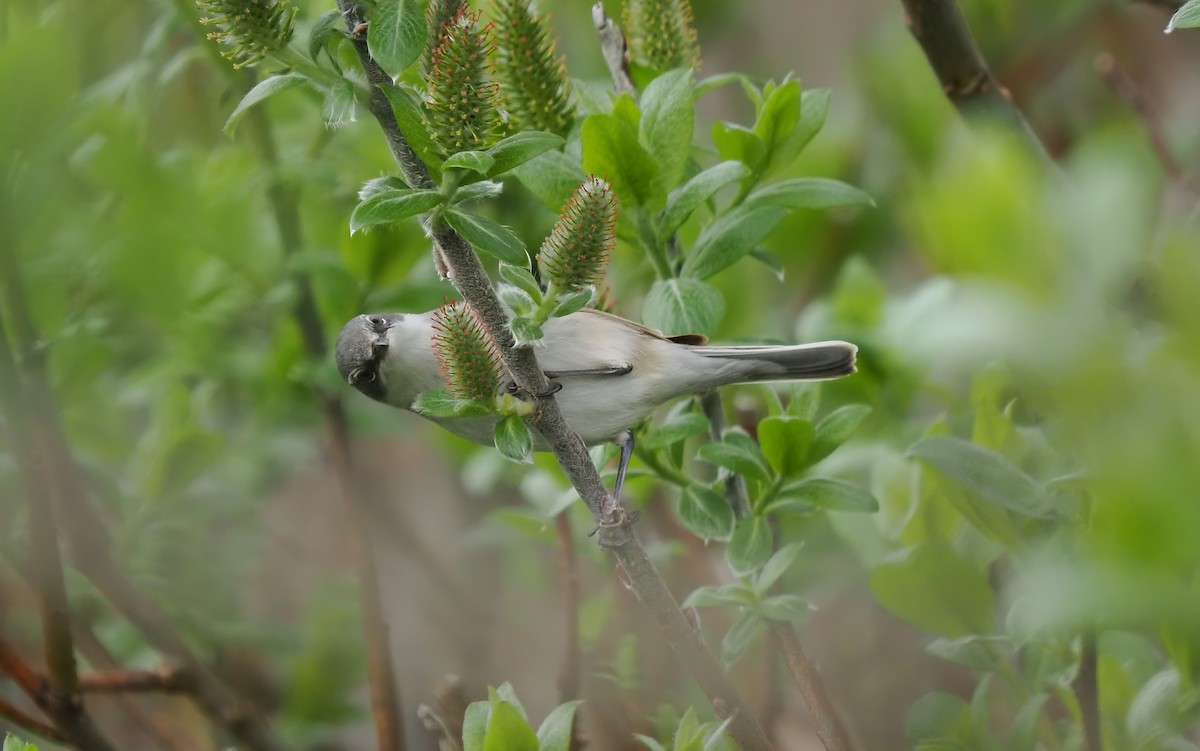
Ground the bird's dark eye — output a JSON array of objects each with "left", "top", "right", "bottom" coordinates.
[{"left": 368, "top": 315, "right": 386, "bottom": 328}]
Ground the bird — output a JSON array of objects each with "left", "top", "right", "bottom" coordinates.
[{"left": 335, "top": 307, "right": 857, "bottom": 500}]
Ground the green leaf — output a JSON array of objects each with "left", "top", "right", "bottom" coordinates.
[
  {"left": 452, "top": 180, "right": 504, "bottom": 204},
  {"left": 810, "top": 404, "right": 872, "bottom": 463},
  {"left": 1167, "top": 0, "right": 1200, "bottom": 31},
  {"left": 485, "top": 131, "right": 565, "bottom": 177},
  {"left": 4, "top": 736, "right": 36, "bottom": 751},
  {"left": 639, "top": 68, "right": 695, "bottom": 194},
  {"left": 673, "top": 708, "right": 704, "bottom": 751},
  {"left": 323, "top": 77, "right": 357, "bottom": 127},
  {"left": 748, "top": 177, "right": 874, "bottom": 210},
  {"left": 412, "top": 388, "right": 494, "bottom": 418},
  {"left": 552, "top": 288, "right": 594, "bottom": 317},
  {"left": 711, "top": 121, "right": 765, "bottom": 173},
  {"left": 463, "top": 701, "right": 489, "bottom": 751},
  {"left": 787, "top": 88, "right": 832, "bottom": 164},
  {"left": 367, "top": 0, "right": 425, "bottom": 74},
  {"left": 444, "top": 150, "right": 495, "bottom": 174},
  {"left": 721, "top": 610, "right": 763, "bottom": 666},
  {"left": 757, "top": 594, "right": 808, "bottom": 622},
  {"left": 755, "top": 541, "right": 804, "bottom": 594},
  {"left": 494, "top": 415, "right": 533, "bottom": 464},
  {"left": 641, "top": 278, "right": 725, "bottom": 337},
  {"left": 906, "top": 692, "right": 972, "bottom": 746},
  {"left": 536, "top": 701, "right": 582, "bottom": 751},
  {"left": 870, "top": 543, "right": 996, "bottom": 637},
  {"left": 748, "top": 246, "right": 785, "bottom": 281},
  {"left": 754, "top": 79, "right": 801, "bottom": 155},
  {"left": 498, "top": 263, "right": 543, "bottom": 301},
  {"left": 659, "top": 160, "right": 751, "bottom": 242},
  {"left": 678, "top": 485, "right": 736, "bottom": 541},
  {"left": 582, "top": 113, "right": 662, "bottom": 210},
  {"left": 224, "top": 73, "right": 309, "bottom": 134},
  {"left": 634, "top": 736, "right": 669, "bottom": 751},
  {"left": 350, "top": 188, "right": 443, "bottom": 233},
  {"left": 498, "top": 285, "right": 535, "bottom": 315},
  {"left": 771, "top": 478, "right": 878, "bottom": 513},
  {"left": 697, "top": 436, "right": 771, "bottom": 484},
  {"left": 380, "top": 83, "right": 442, "bottom": 173},
  {"left": 727, "top": 516, "right": 773, "bottom": 575},
  {"left": 682, "top": 583, "right": 757, "bottom": 609},
  {"left": 308, "top": 9, "right": 343, "bottom": 60},
  {"left": 908, "top": 436, "right": 1055, "bottom": 519},
  {"left": 494, "top": 684, "right": 528, "bottom": 721},
  {"left": 484, "top": 698, "right": 538, "bottom": 751},
  {"left": 444, "top": 208, "right": 529, "bottom": 265},
  {"left": 681, "top": 204, "right": 788, "bottom": 280},
  {"left": 642, "top": 410, "right": 711, "bottom": 450},
  {"left": 756, "top": 415, "right": 813, "bottom": 479},
  {"left": 925, "top": 635, "right": 1014, "bottom": 671},
  {"left": 510, "top": 316, "right": 544, "bottom": 345},
  {"left": 1008, "top": 694, "right": 1049, "bottom": 751},
  {"left": 512, "top": 149, "right": 586, "bottom": 210}
]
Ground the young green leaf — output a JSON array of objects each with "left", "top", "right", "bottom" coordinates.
[
  {"left": 485, "top": 131, "right": 565, "bottom": 177},
  {"left": 639, "top": 68, "right": 695, "bottom": 193},
  {"left": 772, "top": 478, "right": 878, "bottom": 513},
  {"left": 756, "top": 594, "right": 808, "bottom": 622},
  {"left": 463, "top": 701, "right": 489, "bottom": 751},
  {"left": 552, "top": 288, "right": 594, "bottom": 317},
  {"left": 908, "top": 436, "right": 1055, "bottom": 519},
  {"left": 696, "top": 436, "right": 771, "bottom": 484},
  {"left": 810, "top": 404, "right": 872, "bottom": 463},
  {"left": 224, "top": 73, "right": 309, "bottom": 134},
  {"left": 753, "top": 79, "right": 801, "bottom": 157},
  {"left": 484, "top": 697, "right": 538, "bottom": 750},
  {"left": 536, "top": 701, "right": 583, "bottom": 751},
  {"left": 870, "top": 543, "right": 996, "bottom": 638},
  {"left": 380, "top": 82, "right": 443, "bottom": 173},
  {"left": 721, "top": 610, "right": 763, "bottom": 666},
  {"left": 641, "top": 278, "right": 724, "bottom": 337},
  {"left": 642, "top": 410, "right": 711, "bottom": 450},
  {"left": 323, "top": 77, "right": 357, "bottom": 127},
  {"left": 350, "top": 188, "right": 443, "bottom": 233},
  {"left": 659, "top": 160, "right": 751, "bottom": 243},
  {"left": 756, "top": 415, "right": 814, "bottom": 479},
  {"left": 494, "top": 414, "right": 533, "bottom": 464},
  {"left": 443, "top": 208, "right": 529, "bottom": 265},
  {"left": 497, "top": 285, "right": 536, "bottom": 315},
  {"left": 368, "top": 0, "right": 425, "bottom": 74},
  {"left": 581, "top": 114, "right": 662, "bottom": 210},
  {"left": 513, "top": 149, "right": 587, "bottom": 211},
  {"left": 680, "top": 204, "right": 788, "bottom": 280},
  {"left": 925, "top": 635, "right": 1015, "bottom": 671},
  {"left": 509, "top": 316, "right": 544, "bottom": 345},
  {"left": 678, "top": 485, "right": 736, "bottom": 541},
  {"left": 754, "top": 541, "right": 805, "bottom": 594},
  {"left": 307, "top": 9, "right": 342, "bottom": 60},
  {"left": 727, "top": 516, "right": 773, "bottom": 575},
  {"left": 682, "top": 583, "right": 757, "bottom": 609},
  {"left": 747, "top": 177, "right": 874, "bottom": 210},
  {"left": 711, "top": 121, "right": 765, "bottom": 173},
  {"left": 498, "top": 263, "right": 543, "bottom": 301},
  {"left": 443, "top": 150, "right": 495, "bottom": 174},
  {"left": 452, "top": 180, "right": 504, "bottom": 204}
]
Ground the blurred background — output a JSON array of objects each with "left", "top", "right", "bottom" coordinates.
[{"left": 2, "top": 0, "right": 1199, "bottom": 749}]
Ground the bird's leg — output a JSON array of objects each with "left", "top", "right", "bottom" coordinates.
[{"left": 603, "top": 430, "right": 635, "bottom": 515}]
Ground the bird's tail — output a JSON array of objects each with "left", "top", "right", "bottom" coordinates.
[{"left": 697, "top": 341, "right": 858, "bottom": 384}]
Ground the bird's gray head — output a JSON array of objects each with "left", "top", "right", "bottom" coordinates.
[{"left": 334, "top": 313, "right": 404, "bottom": 402}]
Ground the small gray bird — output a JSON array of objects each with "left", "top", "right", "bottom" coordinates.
[{"left": 335, "top": 307, "right": 857, "bottom": 496}]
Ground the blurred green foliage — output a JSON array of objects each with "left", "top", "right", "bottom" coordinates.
[{"left": 2, "top": 0, "right": 1200, "bottom": 749}]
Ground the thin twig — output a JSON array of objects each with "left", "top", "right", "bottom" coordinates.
[
  {"left": 1095, "top": 52, "right": 1200, "bottom": 198},
  {"left": 554, "top": 514, "right": 583, "bottom": 703},
  {"left": 591, "top": 3, "right": 635, "bottom": 96},
  {"left": 699, "top": 392, "right": 751, "bottom": 519},
  {"left": 898, "top": 0, "right": 1052, "bottom": 164},
  {"left": 0, "top": 694, "right": 68, "bottom": 745},
  {"left": 77, "top": 668, "right": 188, "bottom": 694},
  {"left": 241, "top": 70, "right": 406, "bottom": 751},
  {"left": 0, "top": 242, "right": 290, "bottom": 751},
  {"left": 769, "top": 624, "right": 853, "bottom": 751},
  {"left": 333, "top": 4, "right": 772, "bottom": 748},
  {"left": 1074, "top": 630, "right": 1101, "bottom": 751}
]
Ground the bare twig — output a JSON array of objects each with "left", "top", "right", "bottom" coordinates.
[
  {"left": 769, "top": 624, "right": 852, "bottom": 751},
  {"left": 0, "top": 244, "right": 290, "bottom": 751},
  {"left": 332, "top": 4, "right": 771, "bottom": 748},
  {"left": 898, "top": 0, "right": 1052, "bottom": 164},
  {"left": 77, "top": 668, "right": 188, "bottom": 694},
  {"left": 0, "top": 694, "right": 68, "bottom": 745},
  {"left": 554, "top": 514, "right": 583, "bottom": 703},
  {"left": 1074, "top": 630, "right": 1101, "bottom": 751},
  {"left": 1095, "top": 52, "right": 1200, "bottom": 197},
  {"left": 592, "top": 3, "right": 635, "bottom": 95},
  {"left": 241, "top": 73, "right": 406, "bottom": 751},
  {"left": 700, "top": 392, "right": 752, "bottom": 519}
]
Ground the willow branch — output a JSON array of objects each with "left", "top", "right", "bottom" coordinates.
[
  {"left": 0, "top": 695, "right": 67, "bottom": 745},
  {"left": 1074, "top": 630, "right": 1101, "bottom": 751},
  {"left": 591, "top": 3, "right": 635, "bottom": 96},
  {"left": 332, "top": 4, "right": 771, "bottom": 748},
  {"left": 241, "top": 71, "right": 406, "bottom": 751},
  {"left": 77, "top": 668, "right": 188, "bottom": 694},
  {"left": 554, "top": 514, "right": 583, "bottom": 704},
  {"left": 898, "top": 0, "right": 1051, "bottom": 164},
  {"left": 700, "top": 392, "right": 751, "bottom": 518}
]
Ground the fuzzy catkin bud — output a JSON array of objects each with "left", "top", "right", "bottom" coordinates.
[
  {"left": 422, "top": 0, "right": 468, "bottom": 77},
  {"left": 539, "top": 177, "right": 617, "bottom": 291},
  {"left": 197, "top": 0, "right": 296, "bottom": 68},
  {"left": 492, "top": 0, "right": 574, "bottom": 136},
  {"left": 432, "top": 302, "right": 504, "bottom": 403},
  {"left": 425, "top": 9, "right": 504, "bottom": 157},
  {"left": 623, "top": 0, "right": 700, "bottom": 72}
]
